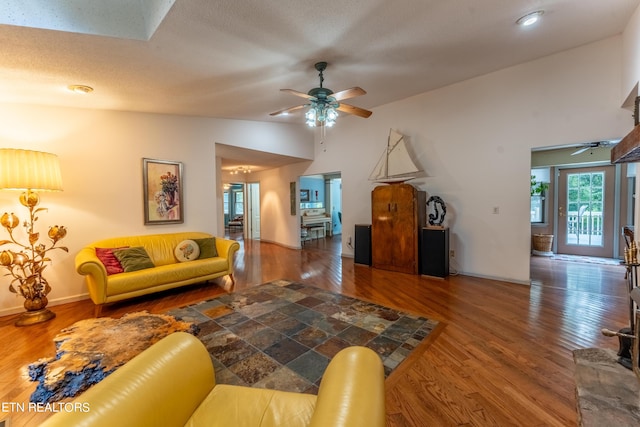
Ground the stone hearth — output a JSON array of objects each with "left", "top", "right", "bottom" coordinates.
[{"left": 573, "top": 348, "right": 640, "bottom": 426}]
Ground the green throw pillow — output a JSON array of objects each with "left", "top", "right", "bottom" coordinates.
[
  {"left": 194, "top": 237, "right": 218, "bottom": 259},
  {"left": 113, "top": 247, "right": 155, "bottom": 272}
]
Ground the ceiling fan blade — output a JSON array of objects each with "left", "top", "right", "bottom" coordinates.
[
  {"left": 280, "top": 89, "right": 313, "bottom": 100},
  {"left": 571, "top": 146, "right": 590, "bottom": 155},
  {"left": 270, "top": 104, "right": 306, "bottom": 116},
  {"left": 331, "top": 87, "right": 366, "bottom": 101},
  {"left": 337, "top": 103, "right": 373, "bottom": 118}
]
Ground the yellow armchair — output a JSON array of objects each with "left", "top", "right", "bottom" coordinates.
[{"left": 39, "top": 332, "right": 386, "bottom": 427}]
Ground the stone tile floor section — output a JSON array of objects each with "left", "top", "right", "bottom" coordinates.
[
  {"left": 168, "top": 279, "right": 439, "bottom": 394},
  {"left": 573, "top": 348, "right": 640, "bottom": 426}
]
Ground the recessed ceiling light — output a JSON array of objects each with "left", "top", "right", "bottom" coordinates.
[
  {"left": 517, "top": 10, "right": 544, "bottom": 27},
  {"left": 67, "top": 84, "right": 94, "bottom": 94}
]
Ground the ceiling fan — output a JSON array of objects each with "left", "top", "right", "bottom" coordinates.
[
  {"left": 570, "top": 141, "right": 612, "bottom": 155},
  {"left": 270, "top": 61, "right": 372, "bottom": 127}
]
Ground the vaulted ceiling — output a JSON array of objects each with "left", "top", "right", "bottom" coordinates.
[
  {"left": 1, "top": 0, "right": 638, "bottom": 123},
  {"left": 1, "top": 1, "right": 639, "bottom": 171}
]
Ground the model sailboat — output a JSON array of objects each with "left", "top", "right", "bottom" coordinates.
[{"left": 369, "top": 129, "right": 421, "bottom": 183}]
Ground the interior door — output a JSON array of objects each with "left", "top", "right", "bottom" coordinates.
[
  {"left": 247, "top": 182, "right": 260, "bottom": 240},
  {"left": 557, "top": 165, "right": 615, "bottom": 257}
]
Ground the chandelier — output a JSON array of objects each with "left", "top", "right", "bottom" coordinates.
[{"left": 230, "top": 166, "right": 251, "bottom": 175}]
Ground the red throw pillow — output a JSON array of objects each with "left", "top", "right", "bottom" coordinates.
[{"left": 95, "top": 247, "right": 129, "bottom": 275}]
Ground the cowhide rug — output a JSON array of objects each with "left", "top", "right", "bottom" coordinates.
[{"left": 26, "top": 311, "right": 198, "bottom": 403}]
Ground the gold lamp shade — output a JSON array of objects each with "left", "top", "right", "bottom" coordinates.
[{"left": 0, "top": 149, "right": 63, "bottom": 191}]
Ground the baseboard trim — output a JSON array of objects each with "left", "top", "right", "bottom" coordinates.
[
  {"left": 457, "top": 271, "right": 531, "bottom": 286},
  {"left": 258, "top": 238, "right": 300, "bottom": 250},
  {"left": 0, "top": 293, "right": 90, "bottom": 317}
]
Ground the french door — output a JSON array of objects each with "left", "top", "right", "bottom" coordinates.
[{"left": 557, "top": 165, "right": 615, "bottom": 257}]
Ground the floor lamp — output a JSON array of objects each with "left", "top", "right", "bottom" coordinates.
[{"left": 0, "top": 149, "right": 67, "bottom": 326}]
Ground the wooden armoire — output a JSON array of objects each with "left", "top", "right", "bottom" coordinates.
[{"left": 371, "top": 183, "right": 426, "bottom": 274}]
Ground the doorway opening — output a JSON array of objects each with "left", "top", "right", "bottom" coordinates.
[
  {"left": 224, "top": 183, "right": 245, "bottom": 236},
  {"left": 531, "top": 143, "right": 634, "bottom": 260},
  {"left": 223, "top": 182, "right": 260, "bottom": 241},
  {"left": 300, "top": 173, "right": 342, "bottom": 247}
]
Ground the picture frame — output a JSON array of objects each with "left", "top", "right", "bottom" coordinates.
[
  {"left": 143, "top": 158, "right": 184, "bottom": 224},
  {"left": 300, "top": 189, "right": 310, "bottom": 202},
  {"left": 290, "top": 182, "right": 296, "bottom": 216}
]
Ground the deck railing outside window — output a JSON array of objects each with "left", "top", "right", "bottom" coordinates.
[{"left": 566, "top": 210, "right": 603, "bottom": 246}]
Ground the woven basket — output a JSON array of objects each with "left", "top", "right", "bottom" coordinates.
[{"left": 532, "top": 234, "right": 553, "bottom": 252}]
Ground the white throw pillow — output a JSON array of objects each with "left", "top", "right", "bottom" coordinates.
[{"left": 174, "top": 239, "right": 200, "bottom": 262}]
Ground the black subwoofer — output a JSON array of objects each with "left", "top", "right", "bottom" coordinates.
[
  {"left": 420, "top": 227, "right": 449, "bottom": 277},
  {"left": 354, "top": 224, "right": 372, "bottom": 266}
]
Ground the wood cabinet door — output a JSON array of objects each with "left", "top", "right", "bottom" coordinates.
[
  {"left": 390, "top": 185, "right": 418, "bottom": 273},
  {"left": 371, "top": 184, "right": 419, "bottom": 274},
  {"left": 371, "top": 185, "right": 395, "bottom": 271}
]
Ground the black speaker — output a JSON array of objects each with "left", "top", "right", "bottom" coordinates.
[
  {"left": 421, "top": 227, "right": 449, "bottom": 277},
  {"left": 354, "top": 224, "right": 372, "bottom": 266}
]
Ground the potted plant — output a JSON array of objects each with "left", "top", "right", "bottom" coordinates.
[{"left": 530, "top": 175, "right": 549, "bottom": 196}]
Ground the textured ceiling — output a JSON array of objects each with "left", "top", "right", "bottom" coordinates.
[{"left": 0, "top": 0, "right": 639, "bottom": 169}]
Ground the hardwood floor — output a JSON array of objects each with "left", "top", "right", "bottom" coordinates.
[{"left": 0, "top": 233, "right": 630, "bottom": 426}]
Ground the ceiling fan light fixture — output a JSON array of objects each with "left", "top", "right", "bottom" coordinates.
[
  {"left": 305, "top": 100, "right": 339, "bottom": 127},
  {"left": 305, "top": 107, "right": 316, "bottom": 127},
  {"left": 517, "top": 10, "right": 544, "bottom": 27},
  {"left": 325, "top": 107, "right": 337, "bottom": 127},
  {"left": 272, "top": 61, "right": 371, "bottom": 127}
]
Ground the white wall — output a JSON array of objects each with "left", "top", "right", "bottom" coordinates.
[
  {"left": 295, "top": 36, "right": 630, "bottom": 284},
  {"left": 257, "top": 162, "right": 311, "bottom": 249},
  {"left": 0, "top": 105, "right": 312, "bottom": 314},
  {"left": 622, "top": 5, "right": 640, "bottom": 103}
]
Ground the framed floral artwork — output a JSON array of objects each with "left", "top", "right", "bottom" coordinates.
[{"left": 143, "top": 158, "right": 184, "bottom": 224}]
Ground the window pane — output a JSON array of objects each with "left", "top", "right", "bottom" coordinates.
[
  {"left": 235, "top": 191, "right": 243, "bottom": 215},
  {"left": 565, "top": 171, "right": 604, "bottom": 247},
  {"left": 530, "top": 195, "right": 543, "bottom": 222}
]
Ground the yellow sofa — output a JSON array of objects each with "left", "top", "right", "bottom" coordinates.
[
  {"left": 39, "top": 332, "right": 386, "bottom": 427},
  {"left": 75, "top": 232, "right": 240, "bottom": 316}
]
